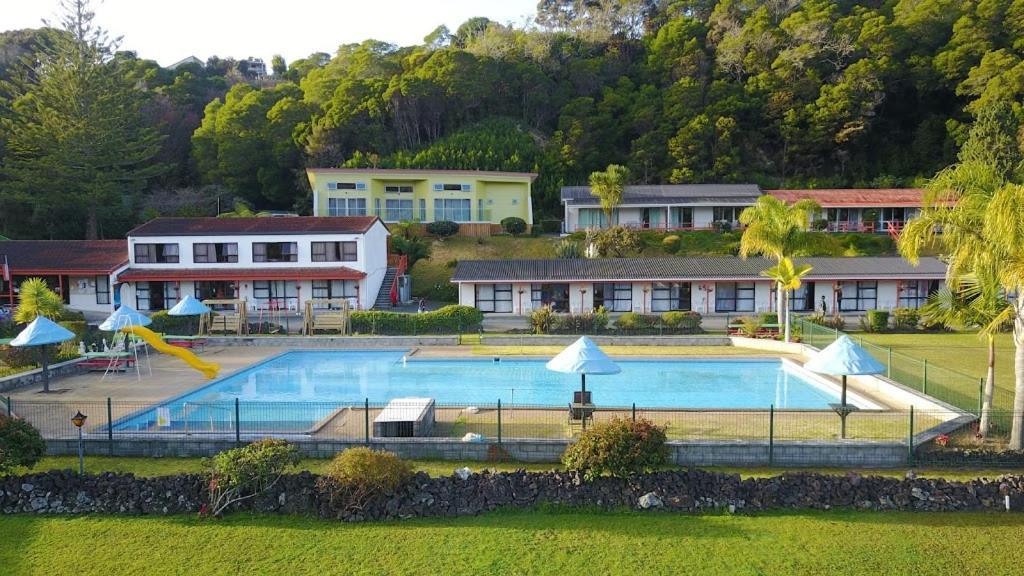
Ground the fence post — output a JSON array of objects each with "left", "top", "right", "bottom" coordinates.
[
  {"left": 768, "top": 404, "right": 775, "bottom": 466},
  {"left": 631, "top": 403, "right": 636, "bottom": 422},
  {"left": 907, "top": 406, "right": 915, "bottom": 466},
  {"left": 497, "top": 399, "right": 502, "bottom": 445},
  {"left": 887, "top": 347, "right": 892, "bottom": 379},
  {"left": 234, "top": 398, "right": 241, "bottom": 447},
  {"left": 922, "top": 359, "right": 928, "bottom": 395},
  {"left": 106, "top": 397, "right": 113, "bottom": 456},
  {"left": 364, "top": 398, "right": 370, "bottom": 445}
]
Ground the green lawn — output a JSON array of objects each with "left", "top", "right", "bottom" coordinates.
[
  {"left": 22, "top": 456, "right": 1024, "bottom": 482},
  {"left": 3, "top": 510, "right": 1023, "bottom": 575}
]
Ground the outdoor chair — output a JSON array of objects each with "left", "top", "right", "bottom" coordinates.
[{"left": 567, "top": 401, "right": 594, "bottom": 434}]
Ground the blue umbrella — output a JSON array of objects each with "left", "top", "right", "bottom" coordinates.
[
  {"left": 99, "top": 305, "right": 152, "bottom": 331},
  {"left": 804, "top": 335, "right": 884, "bottom": 438},
  {"left": 10, "top": 316, "right": 75, "bottom": 393},
  {"left": 167, "top": 295, "right": 211, "bottom": 316}
]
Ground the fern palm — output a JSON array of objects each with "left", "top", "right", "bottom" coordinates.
[
  {"left": 13, "top": 278, "right": 65, "bottom": 323},
  {"left": 900, "top": 159, "right": 1024, "bottom": 447},
  {"left": 589, "top": 165, "right": 630, "bottom": 223},
  {"left": 760, "top": 257, "right": 813, "bottom": 342},
  {"left": 738, "top": 195, "right": 821, "bottom": 330}
]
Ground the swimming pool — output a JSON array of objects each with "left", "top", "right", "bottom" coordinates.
[{"left": 112, "top": 350, "right": 856, "bottom": 433}]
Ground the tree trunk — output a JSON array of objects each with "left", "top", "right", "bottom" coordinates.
[
  {"left": 85, "top": 205, "right": 98, "bottom": 240},
  {"left": 1010, "top": 298, "right": 1024, "bottom": 449},
  {"left": 979, "top": 335, "right": 995, "bottom": 436},
  {"left": 783, "top": 290, "right": 791, "bottom": 343},
  {"left": 775, "top": 282, "right": 784, "bottom": 326}
]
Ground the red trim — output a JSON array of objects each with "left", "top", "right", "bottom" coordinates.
[
  {"left": 9, "top": 266, "right": 125, "bottom": 275},
  {"left": 118, "top": 267, "right": 366, "bottom": 282}
]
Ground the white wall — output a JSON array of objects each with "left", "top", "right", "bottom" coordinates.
[
  {"left": 67, "top": 274, "right": 116, "bottom": 314},
  {"left": 693, "top": 207, "right": 715, "bottom": 229},
  {"left": 361, "top": 222, "right": 391, "bottom": 307}
]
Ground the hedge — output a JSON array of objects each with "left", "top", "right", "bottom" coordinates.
[{"left": 349, "top": 305, "right": 483, "bottom": 334}]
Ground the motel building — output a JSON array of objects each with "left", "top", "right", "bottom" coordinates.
[
  {"left": 452, "top": 257, "right": 947, "bottom": 317},
  {"left": 116, "top": 217, "right": 391, "bottom": 314}
]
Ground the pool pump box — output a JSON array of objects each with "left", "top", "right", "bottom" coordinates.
[{"left": 374, "top": 397, "right": 435, "bottom": 437}]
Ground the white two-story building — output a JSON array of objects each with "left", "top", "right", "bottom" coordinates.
[{"left": 116, "top": 217, "right": 390, "bottom": 313}]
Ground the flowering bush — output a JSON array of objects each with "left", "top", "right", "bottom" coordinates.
[{"left": 562, "top": 418, "right": 669, "bottom": 480}]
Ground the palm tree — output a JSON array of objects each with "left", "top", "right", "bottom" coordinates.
[
  {"left": 760, "top": 257, "right": 812, "bottom": 342},
  {"left": 900, "top": 159, "right": 1024, "bottom": 448},
  {"left": 738, "top": 195, "right": 821, "bottom": 328},
  {"left": 589, "top": 164, "right": 630, "bottom": 225},
  {"left": 921, "top": 272, "right": 1011, "bottom": 436},
  {"left": 13, "top": 278, "right": 65, "bottom": 323}
]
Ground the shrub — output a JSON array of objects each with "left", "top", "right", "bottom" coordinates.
[
  {"left": 444, "top": 258, "right": 459, "bottom": 269},
  {"left": 661, "top": 311, "right": 702, "bottom": 331},
  {"left": 614, "top": 312, "right": 641, "bottom": 331},
  {"left": 319, "top": 448, "right": 413, "bottom": 511},
  {"left": 56, "top": 320, "right": 88, "bottom": 360},
  {"left": 0, "top": 415, "right": 46, "bottom": 474},
  {"left": 661, "top": 235, "right": 681, "bottom": 252},
  {"left": 0, "top": 345, "right": 36, "bottom": 371},
  {"left": 149, "top": 310, "right": 196, "bottom": 335},
  {"left": 757, "top": 312, "right": 778, "bottom": 325},
  {"left": 500, "top": 216, "right": 527, "bottom": 236},
  {"left": 554, "top": 239, "right": 582, "bottom": 259},
  {"left": 202, "top": 439, "right": 300, "bottom": 517},
  {"left": 561, "top": 418, "right": 668, "bottom": 480},
  {"left": 530, "top": 305, "right": 556, "bottom": 334},
  {"left": 735, "top": 316, "right": 763, "bottom": 337},
  {"left": 812, "top": 219, "right": 829, "bottom": 231},
  {"left": 864, "top": 310, "right": 890, "bottom": 333},
  {"left": 806, "top": 312, "right": 846, "bottom": 331},
  {"left": 350, "top": 305, "right": 482, "bottom": 335},
  {"left": 892, "top": 308, "right": 920, "bottom": 331},
  {"left": 712, "top": 220, "right": 732, "bottom": 232},
  {"left": 425, "top": 220, "right": 459, "bottom": 239},
  {"left": 551, "top": 307, "right": 610, "bottom": 333},
  {"left": 540, "top": 219, "right": 563, "bottom": 234}
]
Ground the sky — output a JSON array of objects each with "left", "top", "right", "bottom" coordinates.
[{"left": 1, "top": 0, "right": 539, "bottom": 66}]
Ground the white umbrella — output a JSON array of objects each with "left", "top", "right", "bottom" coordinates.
[
  {"left": 545, "top": 336, "right": 621, "bottom": 398},
  {"left": 167, "top": 295, "right": 211, "bottom": 316},
  {"left": 804, "top": 335, "right": 885, "bottom": 438},
  {"left": 10, "top": 316, "right": 75, "bottom": 393},
  {"left": 98, "top": 305, "right": 152, "bottom": 331}
]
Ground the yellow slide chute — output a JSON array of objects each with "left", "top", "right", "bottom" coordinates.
[{"left": 121, "top": 326, "right": 220, "bottom": 379}]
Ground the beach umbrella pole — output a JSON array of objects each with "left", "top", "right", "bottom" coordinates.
[
  {"left": 41, "top": 346, "right": 49, "bottom": 393},
  {"left": 840, "top": 375, "right": 847, "bottom": 439}
]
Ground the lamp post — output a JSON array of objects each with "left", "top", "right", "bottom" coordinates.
[
  {"left": 517, "top": 288, "right": 525, "bottom": 315},
  {"left": 71, "top": 411, "right": 87, "bottom": 475},
  {"left": 642, "top": 287, "right": 650, "bottom": 314},
  {"left": 579, "top": 288, "right": 587, "bottom": 314}
]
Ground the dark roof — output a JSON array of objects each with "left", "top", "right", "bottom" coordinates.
[
  {"left": 562, "top": 184, "right": 763, "bottom": 206},
  {"left": 769, "top": 189, "right": 925, "bottom": 207},
  {"left": 452, "top": 257, "right": 948, "bottom": 282},
  {"left": 0, "top": 240, "right": 128, "bottom": 274},
  {"left": 118, "top": 267, "right": 365, "bottom": 282},
  {"left": 308, "top": 168, "right": 538, "bottom": 180},
  {"left": 128, "top": 216, "right": 382, "bottom": 237}
]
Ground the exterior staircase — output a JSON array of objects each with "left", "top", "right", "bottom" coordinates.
[{"left": 372, "top": 267, "right": 398, "bottom": 309}]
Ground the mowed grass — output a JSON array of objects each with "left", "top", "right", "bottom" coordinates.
[
  {"left": 3, "top": 510, "right": 1024, "bottom": 575},
  {"left": 22, "top": 455, "right": 1024, "bottom": 482}
]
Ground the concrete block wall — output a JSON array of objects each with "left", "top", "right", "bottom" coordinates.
[
  {"left": 205, "top": 335, "right": 460, "bottom": 348},
  {"left": 0, "top": 359, "right": 86, "bottom": 393}
]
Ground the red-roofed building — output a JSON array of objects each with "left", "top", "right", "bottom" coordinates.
[
  {"left": 767, "top": 189, "right": 926, "bottom": 235},
  {"left": 0, "top": 240, "right": 128, "bottom": 314}
]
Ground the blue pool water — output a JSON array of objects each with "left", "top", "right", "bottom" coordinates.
[{"left": 113, "top": 351, "right": 842, "bottom": 433}]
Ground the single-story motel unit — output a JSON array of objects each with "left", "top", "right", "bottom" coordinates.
[{"left": 453, "top": 257, "right": 947, "bottom": 316}]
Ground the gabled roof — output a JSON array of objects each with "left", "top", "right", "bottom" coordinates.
[
  {"left": 0, "top": 240, "right": 128, "bottom": 274},
  {"left": 768, "top": 189, "right": 926, "bottom": 207},
  {"left": 452, "top": 257, "right": 947, "bottom": 283},
  {"left": 561, "top": 184, "right": 763, "bottom": 206},
  {"left": 307, "top": 168, "right": 538, "bottom": 180},
  {"left": 128, "top": 216, "right": 383, "bottom": 237}
]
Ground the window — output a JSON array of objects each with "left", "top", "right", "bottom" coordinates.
[
  {"left": 827, "top": 208, "right": 855, "bottom": 223},
  {"left": 327, "top": 182, "right": 357, "bottom": 190},
  {"left": 252, "top": 242, "right": 297, "bottom": 263},
  {"left": 252, "top": 280, "right": 298, "bottom": 310},
  {"left": 195, "top": 281, "right": 237, "bottom": 310},
  {"left": 898, "top": 280, "right": 940, "bottom": 309},
  {"left": 311, "top": 241, "right": 357, "bottom": 262},
  {"left": 715, "top": 282, "right": 755, "bottom": 312},
  {"left": 328, "top": 198, "right": 367, "bottom": 216},
  {"left": 838, "top": 281, "right": 877, "bottom": 311},
  {"left": 789, "top": 282, "right": 816, "bottom": 312},
  {"left": 531, "top": 283, "right": 570, "bottom": 312},
  {"left": 712, "top": 207, "right": 742, "bottom": 223},
  {"left": 135, "top": 281, "right": 179, "bottom": 311},
  {"left": 311, "top": 280, "right": 358, "bottom": 306},
  {"left": 95, "top": 275, "right": 110, "bottom": 305},
  {"left": 475, "top": 283, "right": 513, "bottom": 313},
  {"left": 384, "top": 184, "right": 413, "bottom": 193},
  {"left": 384, "top": 199, "right": 413, "bottom": 221},
  {"left": 434, "top": 198, "right": 471, "bottom": 221},
  {"left": 594, "top": 283, "right": 633, "bottom": 312},
  {"left": 651, "top": 282, "right": 691, "bottom": 312},
  {"left": 418, "top": 199, "right": 426, "bottom": 222},
  {"left": 443, "top": 183, "right": 463, "bottom": 191},
  {"left": 578, "top": 208, "right": 608, "bottom": 229},
  {"left": 193, "top": 243, "right": 238, "bottom": 263},
  {"left": 670, "top": 207, "right": 693, "bottom": 228},
  {"left": 134, "top": 243, "right": 179, "bottom": 263}
]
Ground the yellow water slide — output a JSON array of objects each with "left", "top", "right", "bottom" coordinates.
[{"left": 121, "top": 326, "right": 220, "bottom": 379}]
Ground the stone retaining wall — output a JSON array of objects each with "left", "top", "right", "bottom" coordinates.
[
  {"left": 45, "top": 436, "right": 910, "bottom": 467},
  {"left": 0, "top": 359, "right": 85, "bottom": 393},
  {"left": 205, "top": 335, "right": 460, "bottom": 347},
  {"left": 5, "top": 468, "right": 1024, "bottom": 519}
]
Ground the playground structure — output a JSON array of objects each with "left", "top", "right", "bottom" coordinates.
[
  {"left": 303, "top": 298, "right": 351, "bottom": 335},
  {"left": 121, "top": 325, "right": 219, "bottom": 379},
  {"left": 199, "top": 299, "right": 248, "bottom": 335}
]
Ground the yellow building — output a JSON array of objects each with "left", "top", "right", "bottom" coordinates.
[{"left": 307, "top": 168, "right": 536, "bottom": 230}]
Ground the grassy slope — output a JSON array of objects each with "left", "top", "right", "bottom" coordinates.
[{"left": 3, "top": 511, "right": 1023, "bottom": 575}]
